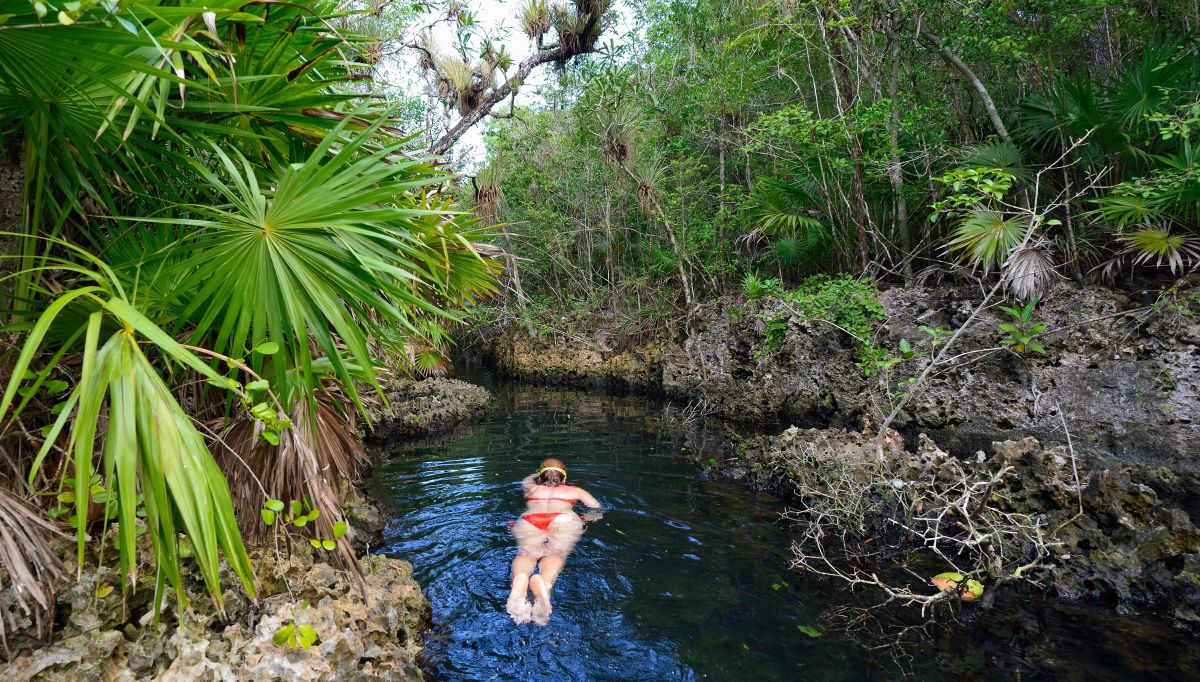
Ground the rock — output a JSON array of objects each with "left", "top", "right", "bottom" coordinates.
[
  {"left": 363, "top": 376, "right": 493, "bottom": 443},
  {"left": 1, "top": 549, "right": 430, "bottom": 681},
  {"left": 719, "top": 424, "right": 1200, "bottom": 633},
  {"left": 483, "top": 321, "right": 663, "bottom": 393},
  {"left": 471, "top": 280, "right": 1200, "bottom": 474}
]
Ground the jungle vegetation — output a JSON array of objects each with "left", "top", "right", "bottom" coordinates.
[
  {"left": 1, "top": 0, "right": 1199, "bottom": 654},
  {"left": 0, "top": 0, "right": 502, "bottom": 640},
  {"left": 464, "top": 0, "right": 1200, "bottom": 315}
]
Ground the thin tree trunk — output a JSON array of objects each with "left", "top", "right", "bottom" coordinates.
[
  {"left": 0, "top": 135, "right": 23, "bottom": 325},
  {"left": 918, "top": 25, "right": 1011, "bottom": 142},
  {"left": 616, "top": 161, "right": 694, "bottom": 307},
  {"left": 886, "top": 4, "right": 912, "bottom": 281},
  {"left": 823, "top": 10, "right": 871, "bottom": 271}
]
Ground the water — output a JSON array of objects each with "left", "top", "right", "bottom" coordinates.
[{"left": 369, "top": 377, "right": 1200, "bottom": 681}]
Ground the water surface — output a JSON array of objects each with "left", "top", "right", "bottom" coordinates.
[{"left": 369, "top": 377, "right": 1200, "bottom": 681}]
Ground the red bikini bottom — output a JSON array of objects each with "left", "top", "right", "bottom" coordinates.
[
  {"left": 518, "top": 512, "right": 587, "bottom": 531},
  {"left": 521, "top": 512, "right": 564, "bottom": 531}
]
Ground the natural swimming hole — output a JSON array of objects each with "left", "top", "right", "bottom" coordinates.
[{"left": 367, "top": 377, "right": 1200, "bottom": 681}]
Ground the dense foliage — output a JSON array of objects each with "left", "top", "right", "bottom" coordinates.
[
  {"left": 0, "top": 0, "right": 499, "bottom": 629},
  {"left": 472, "top": 0, "right": 1199, "bottom": 313}
]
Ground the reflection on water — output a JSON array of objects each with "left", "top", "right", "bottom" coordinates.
[{"left": 369, "top": 377, "right": 1200, "bottom": 681}]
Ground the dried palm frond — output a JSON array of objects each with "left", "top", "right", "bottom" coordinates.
[
  {"left": 735, "top": 227, "right": 767, "bottom": 255},
  {"left": 217, "top": 394, "right": 368, "bottom": 587},
  {"left": 0, "top": 485, "right": 67, "bottom": 657},
  {"left": 1003, "top": 237, "right": 1060, "bottom": 302},
  {"left": 914, "top": 264, "right": 948, "bottom": 288}
]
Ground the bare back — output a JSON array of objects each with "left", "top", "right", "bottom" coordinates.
[{"left": 523, "top": 484, "right": 600, "bottom": 513}]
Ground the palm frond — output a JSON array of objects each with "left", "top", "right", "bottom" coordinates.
[
  {"left": 1004, "top": 237, "right": 1060, "bottom": 302},
  {"left": 1121, "top": 227, "right": 1200, "bottom": 274},
  {"left": 750, "top": 177, "right": 825, "bottom": 236},
  {"left": 0, "top": 486, "right": 67, "bottom": 655},
  {"left": 946, "top": 209, "right": 1028, "bottom": 271},
  {"left": 145, "top": 123, "right": 474, "bottom": 417}
]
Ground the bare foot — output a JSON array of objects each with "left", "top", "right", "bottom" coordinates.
[
  {"left": 506, "top": 593, "right": 532, "bottom": 624},
  {"left": 529, "top": 575, "right": 552, "bottom": 626}
]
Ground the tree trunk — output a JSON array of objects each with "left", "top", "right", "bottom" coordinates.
[
  {"left": 886, "top": 5, "right": 913, "bottom": 281},
  {"left": 823, "top": 10, "right": 871, "bottom": 272},
  {"left": 918, "top": 26, "right": 1011, "bottom": 142},
  {"left": 1, "top": 134, "right": 23, "bottom": 323},
  {"left": 616, "top": 161, "right": 693, "bottom": 307}
]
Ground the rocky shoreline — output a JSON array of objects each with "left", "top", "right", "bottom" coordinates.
[
  {"left": 464, "top": 280, "right": 1200, "bottom": 632},
  {"left": 2, "top": 377, "right": 495, "bottom": 681},
  {"left": 469, "top": 281, "right": 1200, "bottom": 473}
]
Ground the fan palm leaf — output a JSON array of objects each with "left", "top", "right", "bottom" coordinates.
[
  {"left": 138, "top": 120, "right": 493, "bottom": 416},
  {"left": 946, "top": 208, "right": 1028, "bottom": 271}
]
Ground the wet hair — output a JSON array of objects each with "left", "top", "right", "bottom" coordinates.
[{"left": 534, "top": 457, "right": 567, "bottom": 486}]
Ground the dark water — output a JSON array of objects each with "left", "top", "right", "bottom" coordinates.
[{"left": 369, "top": 377, "right": 1200, "bottom": 681}]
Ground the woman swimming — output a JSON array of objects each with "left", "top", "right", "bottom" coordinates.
[{"left": 506, "top": 457, "right": 602, "bottom": 625}]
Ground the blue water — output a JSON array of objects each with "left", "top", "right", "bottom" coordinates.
[{"left": 369, "top": 378, "right": 1200, "bottom": 681}]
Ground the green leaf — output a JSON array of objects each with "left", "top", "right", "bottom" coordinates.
[
  {"left": 254, "top": 341, "right": 280, "bottom": 355},
  {"left": 207, "top": 376, "right": 240, "bottom": 391},
  {"left": 797, "top": 624, "right": 823, "bottom": 638},
  {"left": 293, "top": 516, "right": 307, "bottom": 528},
  {"left": 245, "top": 379, "right": 270, "bottom": 392},
  {"left": 95, "top": 585, "right": 114, "bottom": 598},
  {"left": 297, "top": 624, "right": 318, "bottom": 648},
  {"left": 291, "top": 500, "right": 303, "bottom": 518},
  {"left": 332, "top": 521, "right": 348, "bottom": 538},
  {"left": 265, "top": 499, "right": 285, "bottom": 512},
  {"left": 226, "top": 11, "right": 266, "bottom": 22},
  {"left": 309, "top": 538, "right": 322, "bottom": 549},
  {"left": 321, "top": 539, "right": 336, "bottom": 551},
  {"left": 260, "top": 509, "right": 276, "bottom": 526},
  {"left": 272, "top": 624, "right": 294, "bottom": 646}
]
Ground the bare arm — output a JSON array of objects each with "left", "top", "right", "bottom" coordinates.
[{"left": 577, "top": 488, "right": 602, "bottom": 511}]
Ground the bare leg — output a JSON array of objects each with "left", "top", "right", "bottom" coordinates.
[
  {"left": 507, "top": 554, "right": 536, "bottom": 624},
  {"left": 530, "top": 555, "right": 564, "bottom": 625},
  {"left": 537, "top": 555, "right": 566, "bottom": 591}
]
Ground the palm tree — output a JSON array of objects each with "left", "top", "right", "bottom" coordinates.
[{"left": 0, "top": 0, "right": 499, "bottom": 635}]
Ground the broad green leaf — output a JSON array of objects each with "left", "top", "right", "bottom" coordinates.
[{"left": 254, "top": 341, "right": 280, "bottom": 355}]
